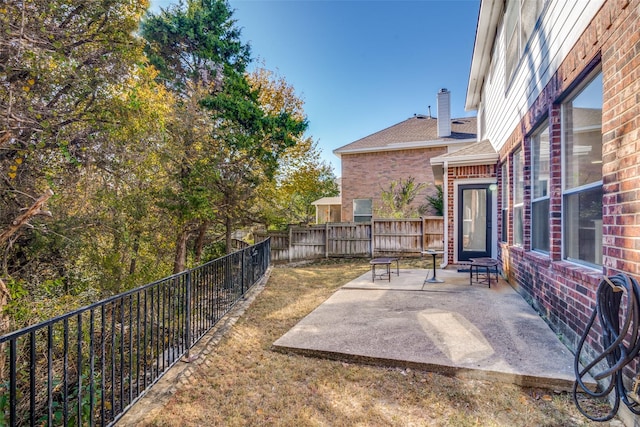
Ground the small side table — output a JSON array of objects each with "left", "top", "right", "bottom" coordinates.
[
  {"left": 369, "top": 257, "right": 399, "bottom": 282},
  {"left": 422, "top": 250, "right": 444, "bottom": 283},
  {"left": 469, "top": 258, "right": 499, "bottom": 288}
]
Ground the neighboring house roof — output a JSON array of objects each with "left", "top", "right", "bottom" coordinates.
[
  {"left": 333, "top": 115, "right": 477, "bottom": 156},
  {"left": 430, "top": 139, "right": 498, "bottom": 181},
  {"left": 311, "top": 197, "right": 342, "bottom": 206}
]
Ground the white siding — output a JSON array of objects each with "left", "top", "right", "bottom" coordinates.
[{"left": 482, "top": 0, "right": 605, "bottom": 152}]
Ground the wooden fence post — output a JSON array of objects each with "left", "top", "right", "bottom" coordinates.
[
  {"left": 370, "top": 218, "right": 375, "bottom": 258},
  {"left": 420, "top": 217, "right": 424, "bottom": 253},
  {"left": 325, "top": 222, "right": 329, "bottom": 258},
  {"left": 288, "top": 226, "right": 293, "bottom": 263}
]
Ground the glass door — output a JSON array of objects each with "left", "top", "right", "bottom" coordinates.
[{"left": 458, "top": 184, "right": 492, "bottom": 261}]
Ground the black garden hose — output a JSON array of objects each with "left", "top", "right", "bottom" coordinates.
[{"left": 573, "top": 273, "right": 640, "bottom": 421}]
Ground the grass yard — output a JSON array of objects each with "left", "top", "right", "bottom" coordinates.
[{"left": 137, "top": 258, "right": 615, "bottom": 426}]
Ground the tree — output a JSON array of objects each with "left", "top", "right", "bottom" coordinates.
[
  {"left": 141, "top": 0, "right": 249, "bottom": 96},
  {"left": 426, "top": 184, "right": 444, "bottom": 216},
  {"left": 141, "top": 0, "right": 252, "bottom": 271},
  {"left": 66, "top": 64, "right": 177, "bottom": 294},
  {"left": 377, "top": 177, "right": 428, "bottom": 218},
  {"left": 0, "top": 0, "right": 151, "bottom": 330},
  {"left": 247, "top": 68, "right": 338, "bottom": 228},
  {"left": 256, "top": 137, "right": 339, "bottom": 228},
  {"left": 1, "top": 0, "right": 149, "bottom": 205},
  {"left": 1, "top": 62, "right": 176, "bottom": 328},
  {"left": 202, "top": 69, "right": 307, "bottom": 248},
  {"left": 142, "top": 2, "right": 307, "bottom": 267}
]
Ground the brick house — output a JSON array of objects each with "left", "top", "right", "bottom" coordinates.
[
  {"left": 334, "top": 89, "right": 477, "bottom": 222},
  {"left": 462, "top": 0, "right": 640, "bottom": 419}
]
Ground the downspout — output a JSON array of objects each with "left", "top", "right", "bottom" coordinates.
[{"left": 441, "top": 161, "right": 449, "bottom": 268}]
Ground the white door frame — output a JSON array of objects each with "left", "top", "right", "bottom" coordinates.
[{"left": 452, "top": 178, "right": 497, "bottom": 263}]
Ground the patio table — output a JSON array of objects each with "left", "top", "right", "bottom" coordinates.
[
  {"left": 469, "top": 257, "right": 499, "bottom": 288},
  {"left": 369, "top": 257, "right": 399, "bottom": 282},
  {"left": 422, "top": 250, "right": 444, "bottom": 283}
]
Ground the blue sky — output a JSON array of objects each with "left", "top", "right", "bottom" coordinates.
[{"left": 149, "top": 0, "right": 481, "bottom": 175}]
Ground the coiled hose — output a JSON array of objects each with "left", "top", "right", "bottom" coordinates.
[{"left": 573, "top": 273, "right": 640, "bottom": 421}]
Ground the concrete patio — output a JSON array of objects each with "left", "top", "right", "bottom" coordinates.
[{"left": 273, "top": 266, "right": 595, "bottom": 391}]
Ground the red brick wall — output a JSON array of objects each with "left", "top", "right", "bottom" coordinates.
[
  {"left": 498, "top": 0, "right": 640, "bottom": 351},
  {"left": 340, "top": 147, "right": 447, "bottom": 220}
]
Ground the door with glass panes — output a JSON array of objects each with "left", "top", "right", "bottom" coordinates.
[{"left": 458, "top": 184, "right": 492, "bottom": 261}]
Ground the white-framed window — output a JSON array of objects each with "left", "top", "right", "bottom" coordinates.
[
  {"left": 353, "top": 198, "right": 372, "bottom": 223},
  {"left": 513, "top": 148, "right": 524, "bottom": 246},
  {"left": 531, "top": 122, "right": 550, "bottom": 252},
  {"left": 505, "top": 0, "right": 546, "bottom": 82},
  {"left": 562, "top": 71, "right": 603, "bottom": 266},
  {"left": 501, "top": 161, "right": 509, "bottom": 243}
]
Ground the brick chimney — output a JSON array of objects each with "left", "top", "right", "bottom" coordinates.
[{"left": 437, "top": 88, "right": 451, "bottom": 138}]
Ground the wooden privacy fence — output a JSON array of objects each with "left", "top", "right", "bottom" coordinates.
[{"left": 256, "top": 217, "right": 444, "bottom": 263}]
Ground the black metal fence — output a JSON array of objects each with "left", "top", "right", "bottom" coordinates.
[{"left": 0, "top": 238, "right": 270, "bottom": 426}]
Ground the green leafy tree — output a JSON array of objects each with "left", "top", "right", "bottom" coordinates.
[
  {"left": 377, "top": 177, "right": 427, "bottom": 218},
  {"left": 142, "top": 0, "right": 251, "bottom": 271},
  {"left": 202, "top": 69, "right": 308, "bottom": 248},
  {"left": 142, "top": 0, "right": 307, "bottom": 269},
  {"left": 141, "top": 0, "right": 249, "bottom": 95},
  {"left": 257, "top": 137, "right": 339, "bottom": 228},
  {"left": 426, "top": 184, "right": 444, "bottom": 216}
]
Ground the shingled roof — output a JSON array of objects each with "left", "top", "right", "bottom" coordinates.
[
  {"left": 431, "top": 139, "right": 497, "bottom": 164},
  {"left": 430, "top": 139, "right": 498, "bottom": 181},
  {"left": 334, "top": 115, "right": 477, "bottom": 156}
]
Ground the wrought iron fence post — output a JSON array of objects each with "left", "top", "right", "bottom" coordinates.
[
  {"left": 185, "top": 269, "right": 192, "bottom": 362},
  {"left": 241, "top": 249, "right": 245, "bottom": 296},
  {"left": 267, "top": 237, "right": 271, "bottom": 268}
]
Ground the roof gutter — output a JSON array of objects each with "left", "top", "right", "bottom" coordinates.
[
  {"left": 430, "top": 153, "right": 499, "bottom": 167},
  {"left": 334, "top": 138, "right": 477, "bottom": 157},
  {"left": 465, "top": 0, "right": 503, "bottom": 111}
]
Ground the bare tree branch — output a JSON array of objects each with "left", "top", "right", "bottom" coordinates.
[{"left": 0, "top": 189, "right": 54, "bottom": 247}]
